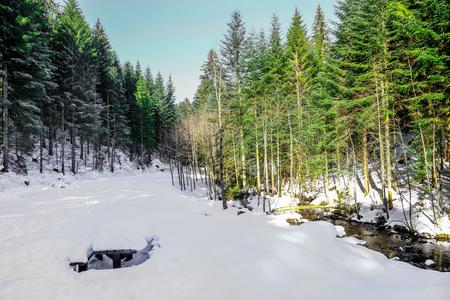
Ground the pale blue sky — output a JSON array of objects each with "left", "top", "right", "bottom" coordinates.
[{"left": 57, "top": 0, "right": 338, "bottom": 102}]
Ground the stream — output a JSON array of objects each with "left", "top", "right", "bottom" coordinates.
[{"left": 297, "top": 209, "right": 450, "bottom": 272}]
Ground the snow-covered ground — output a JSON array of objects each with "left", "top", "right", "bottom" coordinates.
[
  {"left": 241, "top": 165, "right": 450, "bottom": 237},
  {"left": 0, "top": 163, "right": 449, "bottom": 299}
]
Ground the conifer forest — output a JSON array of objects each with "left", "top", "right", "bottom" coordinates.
[{"left": 1, "top": 0, "right": 450, "bottom": 228}]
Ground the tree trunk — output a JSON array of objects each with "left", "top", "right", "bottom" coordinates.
[
  {"left": 270, "top": 135, "right": 275, "bottom": 197},
  {"left": 71, "top": 126, "right": 76, "bottom": 174},
  {"left": 277, "top": 134, "right": 281, "bottom": 198},
  {"left": 2, "top": 64, "right": 9, "bottom": 172},
  {"left": 375, "top": 69, "right": 386, "bottom": 209},
  {"left": 80, "top": 135, "right": 84, "bottom": 160},
  {"left": 39, "top": 131, "right": 43, "bottom": 174},
  {"left": 255, "top": 122, "right": 261, "bottom": 203},
  {"left": 263, "top": 120, "right": 269, "bottom": 212},
  {"left": 110, "top": 114, "right": 116, "bottom": 173},
  {"left": 49, "top": 127, "right": 53, "bottom": 157},
  {"left": 419, "top": 119, "right": 439, "bottom": 227},
  {"left": 337, "top": 144, "right": 341, "bottom": 191},
  {"left": 399, "top": 132, "right": 414, "bottom": 229},
  {"left": 384, "top": 102, "right": 393, "bottom": 210},
  {"left": 61, "top": 103, "right": 65, "bottom": 175},
  {"left": 232, "top": 135, "right": 239, "bottom": 189},
  {"left": 240, "top": 126, "right": 246, "bottom": 190},
  {"left": 324, "top": 128, "right": 329, "bottom": 204},
  {"left": 289, "top": 118, "right": 294, "bottom": 193},
  {"left": 107, "top": 94, "right": 110, "bottom": 165},
  {"left": 219, "top": 128, "right": 225, "bottom": 208},
  {"left": 363, "top": 128, "right": 370, "bottom": 196}
]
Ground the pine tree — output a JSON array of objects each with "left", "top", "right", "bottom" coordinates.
[
  {"left": 311, "top": 5, "right": 327, "bottom": 63},
  {"left": 50, "top": 0, "right": 99, "bottom": 174},
  {"left": 390, "top": 0, "right": 450, "bottom": 225},
  {"left": 221, "top": 10, "right": 248, "bottom": 189},
  {"left": 134, "top": 69, "right": 155, "bottom": 164},
  {"left": 122, "top": 61, "right": 139, "bottom": 159},
  {"left": 1, "top": 0, "right": 54, "bottom": 173},
  {"left": 284, "top": 8, "right": 312, "bottom": 193},
  {"left": 309, "top": 5, "right": 337, "bottom": 201}
]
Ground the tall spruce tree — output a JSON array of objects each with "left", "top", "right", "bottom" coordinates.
[
  {"left": 51, "top": 0, "right": 99, "bottom": 174},
  {"left": 1, "top": 0, "right": 54, "bottom": 173},
  {"left": 221, "top": 10, "right": 248, "bottom": 189},
  {"left": 134, "top": 69, "right": 155, "bottom": 164}
]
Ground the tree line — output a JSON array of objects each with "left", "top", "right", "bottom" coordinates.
[
  {"left": 176, "top": 0, "right": 449, "bottom": 227},
  {"left": 1, "top": 0, "right": 176, "bottom": 175}
]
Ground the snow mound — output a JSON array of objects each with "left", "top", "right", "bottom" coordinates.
[{"left": 91, "top": 215, "right": 155, "bottom": 252}]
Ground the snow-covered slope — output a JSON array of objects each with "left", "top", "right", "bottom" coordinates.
[{"left": 0, "top": 168, "right": 449, "bottom": 299}]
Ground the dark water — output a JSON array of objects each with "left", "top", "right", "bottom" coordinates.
[
  {"left": 296, "top": 209, "right": 450, "bottom": 272},
  {"left": 330, "top": 218, "right": 450, "bottom": 271}
]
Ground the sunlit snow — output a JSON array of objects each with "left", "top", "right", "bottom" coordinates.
[{"left": 0, "top": 165, "right": 449, "bottom": 299}]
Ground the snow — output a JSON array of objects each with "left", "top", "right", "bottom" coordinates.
[
  {"left": 335, "top": 225, "right": 346, "bottom": 237},
  {"left": 425, "top": 259, "right": 436, "bottom": 267},
  {"left": 234, "top": 165, "right": 450, "bottom": 237},
  {"left": 1, "top": 164, "right": 449, "bottom": 299}
]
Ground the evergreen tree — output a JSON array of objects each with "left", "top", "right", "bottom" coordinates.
[
  {"left": 221, "top": 10, "right": 248, "bottom": 189},
  {"left": 193, "top": 49, "right": 221, "bottom": 112},
  {"left": 311, "top": 4, "right": 327, "bottom": 63},
  {"left": 134, "top": 70, "right": 155, "bottom": 163},
  {"left": 122, "top": 61, "right": 140, "bottom": 159},
  {"left": 51, "top": 0, "right": 99, "bottom": 174},
  {"left": 1, "top": 0, "right": 54, "bottom": 173}
]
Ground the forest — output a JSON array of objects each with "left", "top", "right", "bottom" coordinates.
[
  {"left": 1, "top": 0, "right": 450, "bottom": 228},
  {"left": 1, "top": 0, "right": 176, "bottom": 175},
  {"left": 175, "top": 0, "right": 450, "bottom": 227}
]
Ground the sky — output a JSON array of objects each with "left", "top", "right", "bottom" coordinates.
[{"left": 55, "top": 0, "right": 338, "bottom": 103}]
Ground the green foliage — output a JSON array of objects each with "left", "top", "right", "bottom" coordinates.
[
  {"left": 0, "top": 0, "right": 177, "bottom": 174},
  {"left": 334, "top": 190, "right": 361, "bottom": 218}
]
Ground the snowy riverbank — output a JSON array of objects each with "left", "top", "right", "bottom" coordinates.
[{"left": 0, "top": 164, "right": 449, "bottom": 299}]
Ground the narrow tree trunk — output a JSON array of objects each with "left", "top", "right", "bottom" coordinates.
[
  {"left": 182, "top": 165, "right": 187, "bottom": 191},
  {"left": 419, "top": 119, "right": 438, "bottom": 227},
  {"left": 80, "top": 135, "right": 84, "bottom": 160},
  {"left": 324, "top": 128, "right": 329, "bottom": 204},
  {"left": 110, "top": 137, "right": 115, "bottom": 173},
  {"left": 140, "top": 114, "right": 144, "bottom": 164},
  {"left": 71, "top": 126, "right": 76, "bottom": 174},
  {"left": 219, "top": 129, "right": 225, "bottom": 207},
  {"left": 346, "top": 147, "right": 350, "bottom": 193},
  {"left": 232, "top": 135, "right": 239, "bottom": 189},
  {"left": 277, "top": 134, "right": 281, "bottom": 198},
  {"left": 189, "top": 165, "right": 193, "bottom": 192},
  {"left": 169, "top": 158, "right": 174, "bottom": 186},
  {"left": 375, "top": 70, "right": 386, "bottom": 208},
  {"left": 393, "top": 133, "right": 399, "bottom": 193},
  {"left": 439, "top": 129, "right": 444, "bottom": 212},
  {"left": 384, "top": 105, "right": 393, "bottom": 210},
  {"left": 240, "top": 126, "right": 246, "bottom": 190},
  {"left": 2, "top": 64, "right": 9, "bottom": 172},
  {"left": 255, "top": 122, "right": 261, "bottom": 204},
  {"left": 399, "top": 131, "right": 414, "bottom": 229},
  {"left": 263, "top": 121, "right": 269, "bottom": 213},
  {"left": 363, "top": 128, "right": 370, "bottom": 196},
  {"left": 270, "top": 135, "right": 275, "bottom": 197},
  {"left": 432, "top": 120, "right": 437, "bottom": 188},
  {"left": 289, "top": 118, "right": 294, "bottom": 193},
  {"left": 39, "top": 131, "right": 43, "bottom": 173},
  {"left": 110, "top": 115, "right": 116, "bottom": 173},
  {"left": 61, "top": 103, "right": 65, "bottom": 175},
  {"left": 337, "top": 144, "right": 341, "bottom": 191},
  {"left": 49, "top": 127, "right": 53, "bottom": 157},
  {"left": 107, "top": 94, "right": 110, "bottom": 165}
]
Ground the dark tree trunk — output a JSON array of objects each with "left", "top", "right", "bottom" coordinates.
[{"left": 2, "top": 64, "right": 9, "bottom": 172}]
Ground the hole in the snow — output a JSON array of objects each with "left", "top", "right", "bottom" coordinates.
[{"left": 70, "top": 238, "right": 159, "bottom": 272}]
